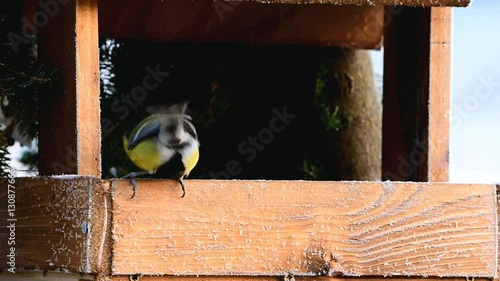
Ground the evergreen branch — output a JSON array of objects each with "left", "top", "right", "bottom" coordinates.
[
  {"left": 3, "top": 66, "right": 53, "bottom": 84},
  {"left": 0, "top": 131, "right": 11, "bottom": 177}
]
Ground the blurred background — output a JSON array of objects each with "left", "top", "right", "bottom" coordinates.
[{"left": 2, "top": 1, "right": 498, "bottom": 183}]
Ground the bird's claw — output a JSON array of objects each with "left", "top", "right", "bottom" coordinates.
[
  {"left": 178, "top": 177, "right": 186, "bottom": 198},
  {"left": 129, "top": 177, "right": 137, "bottom": 199},
  {"left": 121, "top": 171, "right": 148, "bottom": 199},
  {"left": 121, "top": 172, "right": 186, "bottom": 199}
]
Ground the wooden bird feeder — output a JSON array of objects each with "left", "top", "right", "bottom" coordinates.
[{"left": 1, "top": 0, "right": 498, "bottom": 281}]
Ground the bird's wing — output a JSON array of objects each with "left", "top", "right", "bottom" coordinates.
[{"left": 127, "top": 115, "right": 161, "bottom": 150}]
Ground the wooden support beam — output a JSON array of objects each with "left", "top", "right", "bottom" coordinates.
[
  {"left": 224, "top": 0, "right": 469, "bottom": 6},
  {"left": 0, "top": 177, "right": 106, "bottom": 274},
  {"left": 37, "top": 0, "right": 100, "bottom": 176},
  {"left": 110, "top": 180, "right": 497, "bottom": 277},
  {"left": 0, "top": 271, "right": 94, "bottom": 281},
  {"left": 382, "top": 7, "right": 451, "bottom": 182},
  {"left": 98, "top": 1, "right": 383, "bottom": 49},
  {"left": 427, "top": 8, "right": 452, "bottom": 182}
]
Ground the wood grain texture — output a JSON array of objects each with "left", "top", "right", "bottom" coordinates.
[
  {"left": 223, "top": 0, "right": 469, "bottom": 6},
  {"left": 110, "top": 180, "right": 497, "bottom": 277},
  {"left": 0, "top": 177, "right": 104, "bottom": 273},
  {"left": 0, "top": 271, "right": 94, "bottom": 281},
  {"left": 98, "top": 0, "right": 383, "bottom": 49},
  {"left": 427, "top": 8, "right": 451, "bottom": 182},
  {"left": 109, "top": 277, "right": 491, "bottom": 281},
  {"left": 37, "top": 0, "right": 101, "bottom": 176},
  {"left": 75, "top": 0, "right": 101, "bottom": 176}
]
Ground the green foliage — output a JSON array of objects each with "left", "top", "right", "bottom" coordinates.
[
  {"left": 99, "top": 39, "right": 134, "bottom": 178},
  {"left": 18, "top": 145, "right": 38, "bottom": 171},
  {"left": 320, "top": 105, "right": 341, "bottom": 131},
  {"left": 0, "top": 64, "right": 57, "bottom": 140},
  {"left": 299, "top": 156, "right": 324, "bottom": 180},
  {"left": 314, "top": 63, "right": 342, "bottom": 132},
  {"left": 0, "top": 0, "right": 58, "bottom": 174}
]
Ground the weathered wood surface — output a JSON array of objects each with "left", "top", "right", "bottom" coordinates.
[
  {"left": 97, "top": 0, "right": 383, "bottom": 49},
  {"left": 37, "top": 0, "right": 101, "bottom": 176},
  {"left": 0, "top": 177, "right": 105, "bottom": 273},
  {"left": 382, "top": 7, "right": 451, "bottom": 182},
  {"left": 0, "top": 271, "right": 94, "bottom": 281},
  {"left": 110, "top": 180, "right": 497, "bottom": 277},
  {"left": 223, "top": 0, "right": 469, "bottom": 6},
  {"left": 427, "top": 8, "right": 451, "bottom": 182},
  {"left": 109, "top": 277, "right": 491, "bottom": 281}
]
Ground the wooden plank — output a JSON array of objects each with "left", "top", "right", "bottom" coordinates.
[
  {"left": 382, "top": 7, "right": 451, "bottom": 182},
  {"left": 0, "top": 177, "right": 105, "bottom": 273},
  {"left": 427, "top": 8, "right": 451, "bottom": 182},
  {"left": 110, "top": 180, "right": 497, "bottom": 277},
  {"left": 97, "top": 1, "right": 383, "bottom": 49},
  {"left": 37, "top": 0, "right": 100, "bottom": 176},
  {"left": 110, "top": 277, "right": 491, "bottom": 281},
  {"left": 223, "top": 0, "right": 469, "bottom": 6},
  {"left": 95, "top": 179, "right": 113, "bottom": 279},
  {"left": 0, "top": 271, "right": 94, "bottom": 281}
]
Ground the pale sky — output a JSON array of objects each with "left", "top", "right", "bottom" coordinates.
[{"left": 449, "top": 1, "right": 500, "bottom": 183}]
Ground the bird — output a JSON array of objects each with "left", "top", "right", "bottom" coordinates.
[{"left": 121, "top": 101, "right": 200, "bottom": 199}]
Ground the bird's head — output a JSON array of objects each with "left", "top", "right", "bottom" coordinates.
[{"left": 150, "top": 101, "right": 193, "bottom": 147}]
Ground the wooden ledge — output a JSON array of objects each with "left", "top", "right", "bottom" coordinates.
[
  {"left": 108, "top": 278, "right": 488, "bottom": 281},
  {"left": 0, "top": 178, "right": 496, "bottom": 278},
  {"left": 110, "top": 179, "right": 497, "bottom": 277}
]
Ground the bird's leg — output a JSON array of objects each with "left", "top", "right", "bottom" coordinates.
[
  {"left": 121, "top": 171, "right": 150, "bottom": 199},
  {"left": 178, "top": 177, "right": 186, "bottom": 198}
]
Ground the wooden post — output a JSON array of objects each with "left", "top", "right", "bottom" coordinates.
[
  {"left": 0, "top": 177, "right": 106, "bottom": 273},
  {"left": 37, "top": 0, "right": 100, "bottom": 177},
  {"left": 382, "top": 7, "right": 451, "bottom": 182},
  {"left": 427, "top": 8, "right": 452, "bottom": 182}
]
